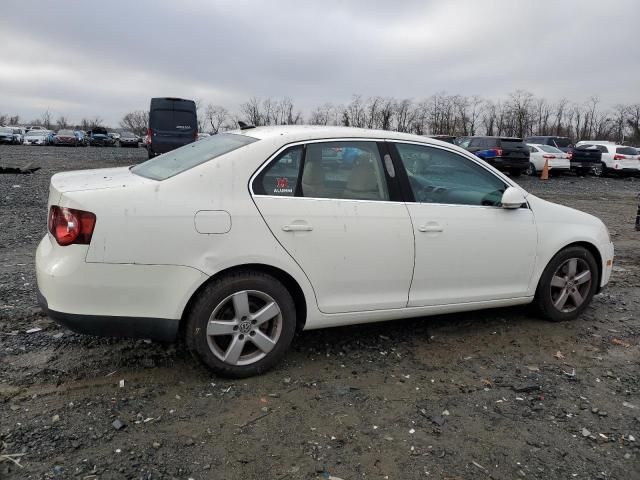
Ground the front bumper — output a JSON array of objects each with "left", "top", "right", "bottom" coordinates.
[
  {"left": 36, "top": 234, "right": 207, "bottom": 341},
  {"left": 600, "top": 241, "right": 615, "bottom": 288}
]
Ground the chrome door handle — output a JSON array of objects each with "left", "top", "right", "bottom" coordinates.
[
  {"left": 418, "top": 225, "right": 443, "bottom": 233},
  {"left": 282, "top": 224, "right": 313, "bottom": 232}
]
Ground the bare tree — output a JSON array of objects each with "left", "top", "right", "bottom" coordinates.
[
  {"left": 56, "top": 116, "right": 69, "bottom": 130},
  {"left": 204, "top": 104, "right": 229, "bottom": 133},
  {"left": 41, "top": 109, "right": 52, "bottom": 129},
  {"left": 120, "top": 110, "right": 149, "bottom": 135},
  {"left": 240, "top": 97, "right": 264, "bottom": 126}
]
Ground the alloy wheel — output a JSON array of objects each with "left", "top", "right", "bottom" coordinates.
[
  {"left": 549, "top": 258, "right": 593, "bottom": 313},
  {"left": 206, "top": 290, "right": 283, "bottom": 366}
]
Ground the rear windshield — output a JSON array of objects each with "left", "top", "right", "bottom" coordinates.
[
  {"left": 132, "top": 133, "right": 258, "bottom": 180},
  {"left": 550, "top": 138, "right": 571, "bottom": 148},
  {"left": 500, "top": 138, "right": 525, "bottom": 147},
  {"left": 616, "top": 146, "right": 638, "bottom": 155},
  {"left": 0, "top": 127, "right": 12, "bottom": 133},
  {"left": 538, "top": 145, "right": 563, "bottom": 154},
  {"left": 151, "top": 109, "right": 196, "bottom": 131}
]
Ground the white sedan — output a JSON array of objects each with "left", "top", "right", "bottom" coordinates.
[
  {"left": 36, "top": 126, "right": 614, "bottom": 377},
  {"left": 526, "top": 144, "right": 571, "bottom": 176}
]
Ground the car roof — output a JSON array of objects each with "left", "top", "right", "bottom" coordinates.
[{"left": 228, "top": 125, "right": 453, "bottom": 147}]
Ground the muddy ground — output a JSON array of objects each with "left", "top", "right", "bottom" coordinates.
[{"left": 1, "top": 144, "right": 639, "bottom": 480}]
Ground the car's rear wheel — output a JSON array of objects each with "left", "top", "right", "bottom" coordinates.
[
  {"left": 526, "top": 163, "right": 536, "bottom": 176},
  {"left": 185, "top": 271, "right": 296, "bottom": 378},
  {"left": 534, "top": 246, "right": 599, "bottom": 322}
]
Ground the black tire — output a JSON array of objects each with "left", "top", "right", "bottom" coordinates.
[
  {"left": 526, "top": 163, "right": 537, "bottom": 176},
  {"left": 147, "top": 149, "right": 155, "bottom": 159},
  {"left": 185, "top": 270, "right": 296, "bottom": 378},
  {"left": 534, "top": 246, "right": 599, "bottom": 322}
]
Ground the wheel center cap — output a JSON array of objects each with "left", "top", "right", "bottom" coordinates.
[{"left": 239, "top": 321, "right": 252, "bottom": 334}]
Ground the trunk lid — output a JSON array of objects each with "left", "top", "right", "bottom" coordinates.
[{"left": 50, "top": 167, "right": 153, "bottom": 197}]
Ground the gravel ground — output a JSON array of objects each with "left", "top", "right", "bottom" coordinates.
[{"left": 1, "top": 144, "right": 639, "bottom": 480}]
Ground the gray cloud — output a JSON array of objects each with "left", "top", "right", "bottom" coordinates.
[{"left": 1, "top": 0, "right": 638, "bottom": 125}]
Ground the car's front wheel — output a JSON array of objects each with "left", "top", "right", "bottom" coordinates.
[
  {"left": 526, "top": 163, "right": 536, "bottom": 176},
  {"left": 185, "top": 271, "right": 296, "bottom": 378},
  {"left": 534, "top": 246, "right": 599, "bottom": 322}
]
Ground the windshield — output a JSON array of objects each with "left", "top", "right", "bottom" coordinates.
[
  {"left": 538, "top": 145, "right": 563, "bottom": 154},
  {"left": 121, "top": 131, "right": 136, "bottom": 138},
  {"left": 0, "top": 127, "right": 12, "bottom": 133},
  {"left": 132, "top": 133, "right": 258, "bottom": 180},
  {"left": 57, "top": 129, "right": 74, "bottom": 135}
]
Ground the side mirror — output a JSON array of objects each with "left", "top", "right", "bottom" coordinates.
[{"left": 501, "top": 187, "right": 526, "bottom": 209}]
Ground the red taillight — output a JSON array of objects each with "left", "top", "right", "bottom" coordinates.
[
  {"left": 491, "top": 148, "right": 503, "bottom": 157},
  {"left": 48, "top": 206, "right": 96, "bottom": 246},
  {"left": 567, "top": 151, "right": 573, "bottom": 160},
  {"left": 543, "top": 154, "right": 555, "bottom": 159},
  {"left": 613, "top": 154, "right": 626, "bottom": 160}
]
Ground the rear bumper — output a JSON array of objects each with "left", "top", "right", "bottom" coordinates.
[
  {"left": 487, "top": 157, "right": 528, "bottom": 170},
  {"left": 570, "top": 161, "right": 599, "bottom": 170},
  {"left": 37, "top": 290, "right": 179, "bottom": 342},
  {"left": 36, "top": 234, "right": 208, "bottom": 341}
]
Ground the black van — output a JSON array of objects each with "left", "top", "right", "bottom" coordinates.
[{"left": 147, "top": 97, "right": 197, "bottom": 158}]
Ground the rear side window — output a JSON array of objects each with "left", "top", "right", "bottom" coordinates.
[
  {"left": 255, "top": 146, "right": 303, "bottom": 196},
  {"left": 552, "top": 138, "right": 571, "bottom": 148},
  {"left": 132, "top": 133, "right": 258, "bottom": 180},
  {"left": 616, "top": 146, "right": 638, "bottom": 155}
]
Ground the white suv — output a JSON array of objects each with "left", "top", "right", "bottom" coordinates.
[{"left": 575, "top": 141, "right": 640, "bottom": 175}]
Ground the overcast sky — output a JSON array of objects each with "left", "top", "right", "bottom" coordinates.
[{"left": 1, "top": 0, "right": 638, "bottom": 126}]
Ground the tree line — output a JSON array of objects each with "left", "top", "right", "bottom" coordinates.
[{"left": 2, "top": 91, "right": 639, "bottom": 143}]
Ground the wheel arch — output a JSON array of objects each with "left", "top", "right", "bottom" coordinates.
[
  {"left": 179, "top": 263, "right": 308, "bottom": 336},
  {"left": 536, "top": 240, "right": 603, "bottom": 293}
]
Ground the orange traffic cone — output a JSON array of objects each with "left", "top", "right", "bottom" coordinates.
[{"left": 540, "top": 158, "right": 549, "bottom": 180}]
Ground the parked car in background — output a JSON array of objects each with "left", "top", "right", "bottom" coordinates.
[
  {"left": 575, "top": 141, "right": 640, "bottom": 175},
  {"left": 567, "top": 145, "right": 603, "bottom": 176},
  {"left": 12, "top": 127, "right": 25, "bottom": 144},
  {"left": 147, "top": 97, "right": 197, "bottom": 158},
  {"left": 428, "top": 134, "right": 456, "bottom": 144},
  {"left": 36, "top": 126, "right": 614, "bottom": 378},
  {"left": 86, "top": 127, "right": 113, "bottom": 146},
  {"left": 524, "top": 136, "right": 573, "bottom": 152},
  {"left": 197, "top": 133, "right": 211, "bottom": 141},
  {"left": 0, "top": 126, "right": 15, "bottom": 144},
  {"left": 526, "top": 144, "right": 570, "bottom": 176},
  {"left": 108, "top": 133, "right": 120, "bottom": 145},
  {"left": 23, "top": 129, "right": 51, "bottom": 145},
  {"left": 53, "top": 129, "right": 79, "bottom": 147},
  {"left": 25, "top": 126, "right": 47, "bottom": 133},
  {"left": 461, "top": 136, "right": 529, "bottom": 176},
  {"left": 74, "top": 131, "right": 86, "bottom": 145},
  {"left": 118, "top": 131, "right": 140, "bottom": 147}
]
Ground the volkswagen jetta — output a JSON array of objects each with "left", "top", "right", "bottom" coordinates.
[{"left": 36, "top": 126, "right": 614, "bottom": 377}]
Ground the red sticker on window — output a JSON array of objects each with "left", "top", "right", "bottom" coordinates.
[{"left": 276, "top": 178, "right": 289, "bottom": 188}]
